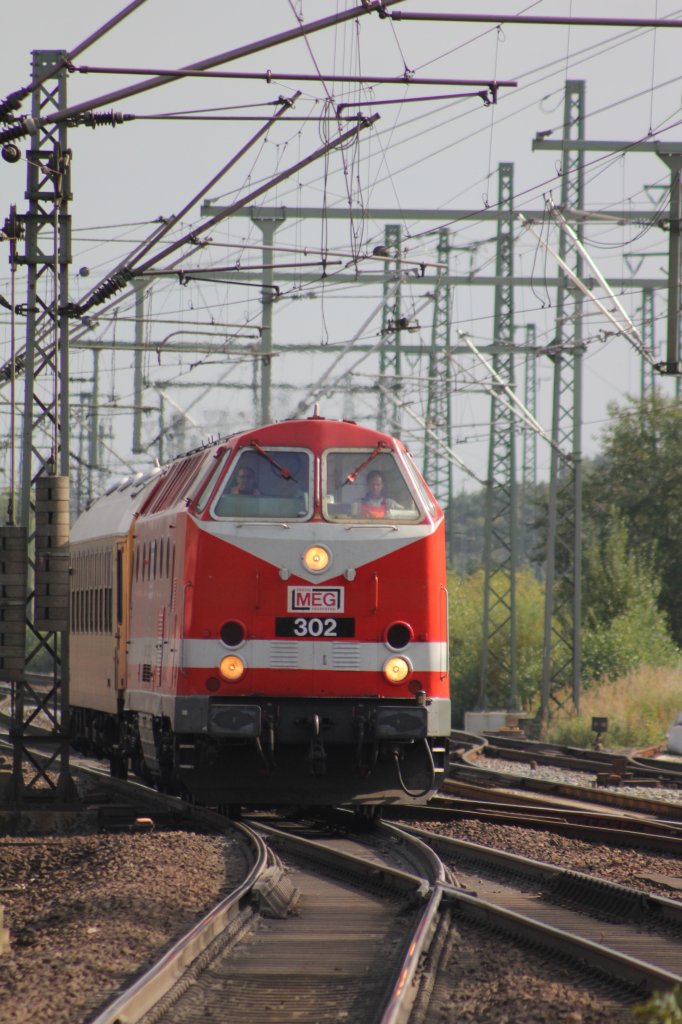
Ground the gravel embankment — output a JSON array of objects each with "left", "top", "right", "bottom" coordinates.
[{"left": 0, "top": 828, "right": 250, "bottom": 1024}]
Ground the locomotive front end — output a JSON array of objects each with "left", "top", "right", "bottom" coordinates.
[{"left": 173, "top": 418, "right": 451, "bottom": 807}]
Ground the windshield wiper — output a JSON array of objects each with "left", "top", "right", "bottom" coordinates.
[
  {"left": 343, "top": 442, "right": 390, "bottom": 484},
  {"left": 249, "top": 440, "right": 296, "bottom": 481}
]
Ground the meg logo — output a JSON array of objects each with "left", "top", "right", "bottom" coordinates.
[{"left": 287, "top": 586, "right": 344, "bottom": 613}]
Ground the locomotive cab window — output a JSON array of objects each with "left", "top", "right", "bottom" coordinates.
[
  {"left": 212, "top": 447, "right": 311, "bottom": 520},
  {"left": 322, "top": 449, "right": 422, "bottom": 522}
]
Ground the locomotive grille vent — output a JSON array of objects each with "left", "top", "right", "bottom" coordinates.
[
  {"left": 331, "top": 644, "right": 360, "bottom": 670},
  {"left": 142, "top": 663, "right": 153, "bottom": 683},
  {"left": 270, "top": 642, "right": 299, "bottom": 668}
]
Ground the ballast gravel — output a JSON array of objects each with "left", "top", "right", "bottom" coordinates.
[
  {"left": 408, "top": 815, "right": 682, "bottom": 902},
  {"left": 0, "top": 828, "right": 249, "bottom": 1024},
  {"left": 479, "top": 755, "right": 682, "bottom": 805},
  {"left": 424, "top": 916, "right": 635, "bottom": 1024}
]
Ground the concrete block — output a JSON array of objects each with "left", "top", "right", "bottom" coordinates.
[{"left": 464, "top": 710, "right": 522, "bottom": 734}]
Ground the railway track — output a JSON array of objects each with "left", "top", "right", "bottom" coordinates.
[
  {"left": 4, "top": 737, "right": 682, "bottom": 1021},
  {"left": 422, "top": 788, "right": 682, "bottom": 854},
  {"left": 84, "top": 802, "right": 682, "bottom": 1024},
  {"left": 463, "top": 731, "right": 682, "bottom": 787},
  {"left": 448, "top": 730, "right": 682, "bottom": 822},
  {"left": 408, "top": 822, "right": 682, "bottom": 969},
  {"left": 89, "top": 805, "right": 442, "bottom": 1024}
]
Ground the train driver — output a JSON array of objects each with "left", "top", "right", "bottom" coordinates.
[
  {"left": 358, "top": 470, "right": 403, "bottom": 518},
  {"left": 230, "top": 466, "right": 260, "bottom": 495}
]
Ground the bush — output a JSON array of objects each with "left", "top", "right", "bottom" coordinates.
[
  {"left": 581, "top": 602, "right": 680, "bottom": 683},
  {"left": 448, "top": 568, "right": 545, "bottom": 724},
  {"left": 633, "top": 986, "right": 682, "bottom": 1024},
  {"left": 580, "top": 511, "right": 679, "bottom": 681}
]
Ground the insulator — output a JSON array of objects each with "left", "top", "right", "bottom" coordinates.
[
  {"left": 0, "top": 354, "right": 25, "bottom": 382},
  {"left": 3, "top": 207, "right": 23, "bottom": 241},
  {"left": 34, "top": 476, "right": 70, "bottom": 632},
  {"left": 77, "top": 266, "right": 134, "bottom": 315},
  {"left": 0, "top": 525, "right": 27, "bottom": 682},
  {"left": 0, "top": 88, "right": 30, "bottom": 123},
  {"left": 80, "top": 110, "right": 129, "bottom": 128},
  {"left": 0, "top": 116, "right": 38, "bottom": 145}
]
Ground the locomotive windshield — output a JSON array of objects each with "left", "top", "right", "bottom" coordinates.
[
  {"left": 212, "top": 447, "right": 311, "bottom": 519},
  {"left": 322, "top": 449, "right": 422, "bottom": 522}
]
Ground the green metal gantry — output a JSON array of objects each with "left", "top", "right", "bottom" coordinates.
[{"left": 479, "top": 163, "right": 519, "bottom": 711}]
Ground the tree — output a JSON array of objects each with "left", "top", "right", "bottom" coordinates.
[
  {"left": 583, "top": 395, "right": 682, "bottom": 644},
  {"left": 580, "top": 512, "right": 678, "bottom": 681}
]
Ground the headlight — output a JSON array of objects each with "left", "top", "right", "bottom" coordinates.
[
  {"left": 303, "top": 545, "right": 330, "bottom": 573},
  {"left": 383, "top": 656, "right": 411, "bottom": 684},
  {"left": 219, "top": 654, "right": 245, "bottom": 681}
]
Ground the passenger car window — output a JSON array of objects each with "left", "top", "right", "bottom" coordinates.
[
  {"left": 212, "top": 448, "right": 311, "bottom": 520},
  {"left": 322, "top": 450, "right": 421, "bottom": 522}
]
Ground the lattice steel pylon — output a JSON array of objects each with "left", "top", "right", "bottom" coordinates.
[
  {"left": 9, "top": 51, "right": 74, "bottom": 802},
  {"left": 540, "top": 81, "right": 585, "bottom": 721},
  {"left": 479, "top": 163, "right": 518, "bottom": 711},
  {"left": 520, "top": 323, "right": 538, "bottom": 564},
  {"left": 640, "top": 288, "right": 659, "bottom": 401},
  {"left": 377, "top": 225, "right": 403, "bottom": 435},
  {"left": 423, "top": 230, "right": 453, "bottom": 509}
]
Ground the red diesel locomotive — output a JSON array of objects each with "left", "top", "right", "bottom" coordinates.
[{"left": 69, "top": 414, "right": 451, "bottom": 807}]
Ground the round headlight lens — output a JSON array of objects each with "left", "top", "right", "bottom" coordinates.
[
  {"left": 219, "top": 654, "right": 245, "bottom": 681},
  {"left": 303, "top": 545, "right": 330, "bottom": 573},
  {"left": 383, "top": 656, "right": 411, "bottom": 684}
]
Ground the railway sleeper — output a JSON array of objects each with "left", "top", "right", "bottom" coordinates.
[{"left": 547, "top": 870, "right": 673, "bottom": 923}]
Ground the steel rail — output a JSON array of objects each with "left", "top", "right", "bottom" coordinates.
[
  {"left": 389, "top": 820, "right": 682, "bottom": 1007},
  {"left": 89, "top": 816, "right": 270, "bottom": 1024},
  {"left": 252, "top": 816, "right": 448, "bottom": 1024},
  {"left": 439, "top": 884, "right": 682, "bottom": 995},
  {"left": 630, "top": 752, "right": 682, "bottom": 782},
  {"left": 424, "top": 792, "right": 682, "bottom": 854},
  {"left": 450, "top": 734, "right": 682, "bottom": 813},
  {"left": 402, "top": 822, "right": 682, "bottom": 931},
  {"left": 432, "top": 789, "right": 682, "bottom": 833},
  {"left": 471, "top": 733, "right": 682, "bottom": 787},
  {"left": 252, "top": 817, "right": 432, "bottom": 896},
  {"left": 379, "top": 884, "right": 445, "bottom": 1024},
  {"left": 446, "top": 764, "right": 682, "bottom": 824}
]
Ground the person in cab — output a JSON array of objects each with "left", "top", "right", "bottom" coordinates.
[
  {"left": 230, "top": 466, "right": 260, "bottom": 496},
  {"left": 359, "top": 470, "right": 403, "bottom": 518}
]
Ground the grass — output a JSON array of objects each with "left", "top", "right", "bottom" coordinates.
[{"left": 540, "top": 665, "right": 682, "bottom": 750}]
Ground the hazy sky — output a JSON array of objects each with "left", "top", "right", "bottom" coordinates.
[{"left": 1, "top": 1, "right": 681, "bottom": 492}]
